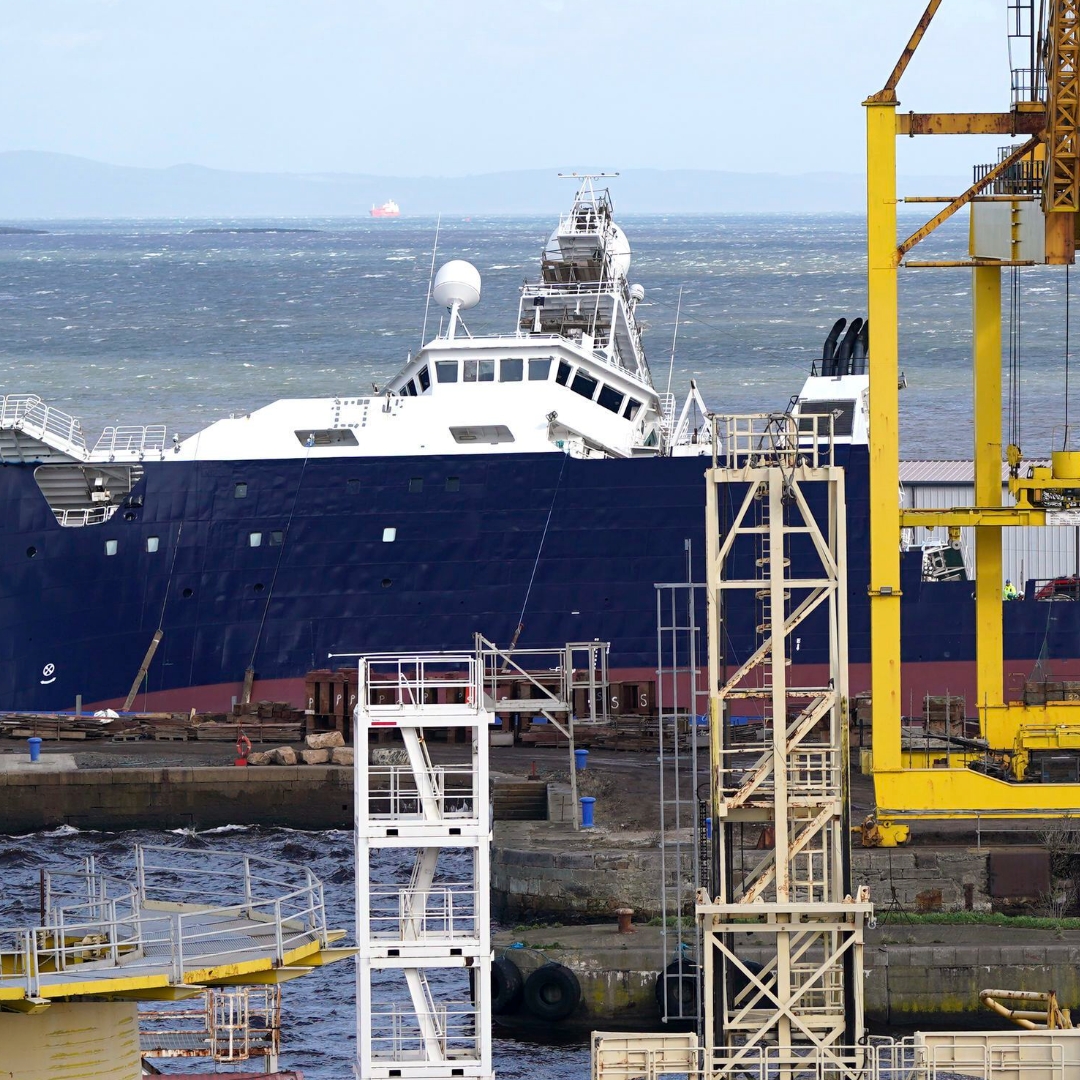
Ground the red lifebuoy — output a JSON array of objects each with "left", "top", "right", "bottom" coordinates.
[{"left": 235, "top": 730, "right": 252, "bottom": 766}]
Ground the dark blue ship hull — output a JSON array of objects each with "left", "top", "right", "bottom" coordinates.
[{"left": 0, "top": 446, "right": 1077, "bottom": 713}]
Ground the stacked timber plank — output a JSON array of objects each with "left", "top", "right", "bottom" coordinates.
[{"left": 0, "top": 700, "right": 305, "bottom": 743}]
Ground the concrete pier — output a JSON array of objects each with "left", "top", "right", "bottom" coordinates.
[
  {"left": 492, "top": 922, "right": 1080, "bottom": 1032},
  {"left": 0, "top": 763, "right": 353, "bottom": 831}
]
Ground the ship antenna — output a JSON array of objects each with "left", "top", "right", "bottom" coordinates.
[
  {"left": 665, "top": 286, "right": 683, "bottom": 397},
  {"left": 420, "top": 213, "right": 442, "bottom": 346}
]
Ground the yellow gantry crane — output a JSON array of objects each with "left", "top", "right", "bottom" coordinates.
[{"left": 868, "top": 0, "right": 1080, "bottom": 825}]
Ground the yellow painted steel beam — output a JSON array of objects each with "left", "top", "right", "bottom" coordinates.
[
  {"left": 865, "top": 98, "right": 902, "bottom": 774},
  {"left": 285, "top": 946, "right": 358, "bottom": 966},
  {"left": 207, "top": 967, "right": 313, "bottom": 986},
  {"left": 875, "top": 765, "right": 1080, "bottom": 819},
  {"left": 897, "top": 112, "right": 1045, "bottom": 136},
  {"left": 900, "top": 507, "right": 1046, "bottom": 527},
  {"left": 903, "top": 260, "right": 1037, "bottom": 267},
  {"left": 973, "top": 264, "right": 1004, "bottom": 709},
  {"left": 867, "top": 0, "right": 943, "bottom": 103},
  {"left": 1045, "top": 0, "right": 1080, "bottom": 212}
]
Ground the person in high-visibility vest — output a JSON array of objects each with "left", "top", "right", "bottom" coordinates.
[{"left": 1004, "top": 579, "right": 1018, "bottom": 601}]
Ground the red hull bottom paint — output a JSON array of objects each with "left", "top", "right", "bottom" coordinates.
[{"left": 88, "top": 659, "right": 1075, "bottom": 718}]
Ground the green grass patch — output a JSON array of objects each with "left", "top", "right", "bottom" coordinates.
[{"left": 877, "top": 911, "right": 1080, "bottom": 929}]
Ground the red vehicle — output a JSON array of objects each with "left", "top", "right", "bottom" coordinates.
[{"left": 1034, "top": 576, "right": 1080, "bottom": 601}]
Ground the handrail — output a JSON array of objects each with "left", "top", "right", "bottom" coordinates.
[
  {"left": 0, "top": 845, "right": 329, "bottom": 998},
  {"left": 0, "top": 393, "right": 89, "bottom": 457}
]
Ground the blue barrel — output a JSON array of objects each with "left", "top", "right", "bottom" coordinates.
[
  {"left": 574, "top": 748, "right": 589, "bottom": 771},
  {"left": 580, "top": 796, "right": 596, "bottom": 828},
  {"left": 27, "top": 737, "right": 42, "bottom": 763}
]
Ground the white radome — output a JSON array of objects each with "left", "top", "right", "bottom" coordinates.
[{"left": 432, "top": 260, "right": 482, "bottom": 310}]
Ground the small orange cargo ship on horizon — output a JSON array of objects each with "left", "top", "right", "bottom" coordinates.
[{"left": 370, "top": 199, "right": 400, "bottom": 218}]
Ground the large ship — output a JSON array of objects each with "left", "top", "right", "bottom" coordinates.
[
  {"left": 0, "top": 176, "right": 1077, "bottom": 714},
  {"left": 370, "top": 199, "right": 400, "bottom": 218}
]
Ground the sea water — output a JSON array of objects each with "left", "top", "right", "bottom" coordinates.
[
  {"left": 0, "top": 827, "right": 586, "bottom": 1079},
  {"left": 0, "top": 212, "right": 1077, "bottom": 458}
]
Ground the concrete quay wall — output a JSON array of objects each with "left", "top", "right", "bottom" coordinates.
[
  {"left": 865, "top": 939, "right": 1080, "bottom": 1024},
  {"left": 492, "top": 827, "right": 994, "bottom": 921},
  {"left": 0, "top": 766, "right": 354, "bottom": 832}
]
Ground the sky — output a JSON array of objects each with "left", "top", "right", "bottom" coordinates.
[{"left": 0, "top": 0, "right": 1021, "bottom": 182}]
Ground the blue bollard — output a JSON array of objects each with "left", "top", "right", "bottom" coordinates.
[
  {"left": 574, "top": 748, "right": 589, "bottom": 771},
  {"left": 706, "top": 816, "right": 713, "bottom": 839},
  {"left": 27, "top": 737, "right": 42, "bottom": 763},
  {"left": 580, "top": 796, "right": 596, "bottom": 828}
]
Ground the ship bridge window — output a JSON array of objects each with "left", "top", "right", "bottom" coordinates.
[
  {"left": 500, "top": 358, "right": 523, "bottom": 382},
  {"left": 436, "top": 361, "right": 459, "bottom": 383},
  {"left": 464, "top": 359, "right": 495, "bottom": 383},
  {"left": 418, "top": 366, "right": 430, "bottom": 391},
  {"left": 555, "top": 360, "right": 572, "bottom": 386},
  {"left": 293, "top": 429, "right": 359, "bottom": 447},
  {"left": 529, "top": 358, "right": 551, "bottom": 381},
  {"left": 624, "top": 398, "right": 642, "bottom": 420},
  {"left": 450, "top": 425, "right": 515, "bottom": 444},
  {"left": 571, "top": 370, "right": 599, "bottom": 400},
  {"left": 598, "top": 384, "right": 624, "bottom": 414},
  {"left": 796, "top": 399, "right": 855, "bottom": 437},
  {"left": 404, "top": 379, "right": 417, "bottom": 396}
]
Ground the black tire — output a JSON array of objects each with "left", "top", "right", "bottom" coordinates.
[
  {"left": 523, "top": 962, "right": 581, "bottom": 1021},
  {"left": 492, "top": 956, "right": 524, "bottom": 1015},
  {"left": 654, "top": 959, "right": 698, "bottom": 1018}
]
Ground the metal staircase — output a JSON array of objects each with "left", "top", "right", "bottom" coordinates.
[{"left": 355, "top": 652, "right": 494, "bottom": 1080}]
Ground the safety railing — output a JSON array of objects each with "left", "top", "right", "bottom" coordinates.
[
  {"left": 368, "top": 1002, "right": 481, "bottom": 1062},
  {"left": 361, "top": 654, "right": 479, "bottom": 714},
  {"left": 712, "top": 412, "right": 836, "bottom": 470},
  {"left": 0, "top": 845, "right": 329, "bottom": 998},
  {"left": 367, "top": 764, "right": 477, "bottom": 820},
  {"left": 53, "top": 505, "right": 118, "bottom": 527},
  {"left": 368, "top": 884, "right": 479, "bottom": 941},
  {"left": 93, "top": 424, "right": 168, "bottom": 456},
  {"left": 0, "top": 393, "right": 88, "bottom": 458}
]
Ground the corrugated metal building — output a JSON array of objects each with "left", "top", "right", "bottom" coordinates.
[{"left": 900, "top": 459, "right": 1078, "bottom": 590}]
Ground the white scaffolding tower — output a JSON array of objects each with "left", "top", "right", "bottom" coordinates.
[
  {"left": 355, "top": 652, "right": 494, "bottom": 1080},
  {"left": 700, "top": 413, "right": 870, "bottom": 1077}
]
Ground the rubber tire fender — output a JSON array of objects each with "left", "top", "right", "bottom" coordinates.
[
  {"left": 654, "top": 959, "right": 698, "bottom": 1018},
  {"left": 523, "top": 961, "right": 581, "bottom": 1021},
  {"left": 491, "top": 956, "right": 524, "bottom": 1015}
]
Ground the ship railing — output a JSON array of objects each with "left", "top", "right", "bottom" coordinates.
[
  {"left": 366, "top": 764, "right": 476, "bottom": 821},
  {"left": 711, "top": 412, "right": 835, "bottom": 469},
  {"left": 93, "top": 424, "right": 168, "bottom": 457},
  {"left": 368, "top": 1001, "right": 481, "bottom": 1061},
  {"left": 54, "top": 504, "right": 119, "bottom": 527},
  {"left": 0, "top": 846, "right": 329, "bottom": 998},
  {"left": 360, "top": 653, "right": 480, "bottom": 715},
  {"left": 368, "top": 884, "right": 479, "bottom": 941},
  {"left": 0, "top": 393, "right": 88, "bottom": 458}
]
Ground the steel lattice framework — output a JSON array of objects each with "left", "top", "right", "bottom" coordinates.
[{"left": 700, "top": 414, "right": 871, "bottom": 1077}]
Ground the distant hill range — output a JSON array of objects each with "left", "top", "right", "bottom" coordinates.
[{"left": 0, "top": 151, "right": 965, "bottom": 218}]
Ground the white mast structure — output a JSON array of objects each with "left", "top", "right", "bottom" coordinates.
[{"left": 355, "top": 651, "right": 494, "bottom": 1080}]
